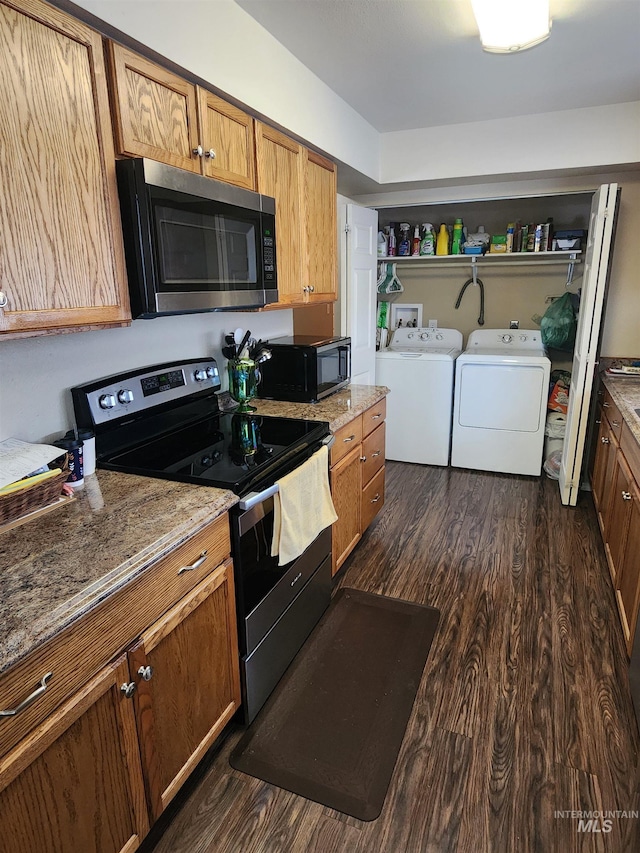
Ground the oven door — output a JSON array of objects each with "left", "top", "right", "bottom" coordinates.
[{"left": 232, "top": 488, "right": 332, "bottom": 722}]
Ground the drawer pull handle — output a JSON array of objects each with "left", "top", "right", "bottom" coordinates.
[
  {"left": 601, "top": 437, "right": 610, "bottom": 445},
  {"left": 372, "top": 450, "right": 381, "bottom": 458},
  {"left": 290, "top": 572, "right": 302, "bottom": 587},
  {"left": 178, "top": 550, "right": 208, "bottom": 575},
  {"left": 371, "top": 414, "right": 382, "bottom": 420},
  {"left": 343, "top": 435, "right": 356, "bottom": 443},
  {"left": 121, "top": 682, "right": 136, "bottom": 699},
  {"left": 0, "top": 291, "right": 7, "bottom": 309},
  {"left": 622, "top": 491, "right": 632, "bottom": 501},
  {"left": 603, "top": 402, "right": 610, "bottom": 408},
  {"left": 612, "top": 420, "right": 620, "bottom": 427},
  {"left": 0, "top": 672, "right": 53, "bottom": 718},
  {"left": 370, "top": 493, "right": 381, "bottom": 503},
  {"left": 137, "top": 665, "right": 154, "bottom": 682}
]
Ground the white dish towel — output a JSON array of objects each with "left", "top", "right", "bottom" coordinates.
[{"left": 271, "top": 444, "right": 338, "bottom": 566}]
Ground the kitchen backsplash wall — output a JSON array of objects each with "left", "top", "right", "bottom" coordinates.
[{"left": 0, "top": 310, "right": 292, "bottom": 444}]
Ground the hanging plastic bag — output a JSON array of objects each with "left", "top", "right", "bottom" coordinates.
[{"left": 540, "top": 292, "right": 577, "bottom": 351}]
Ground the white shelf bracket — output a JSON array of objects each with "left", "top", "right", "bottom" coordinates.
[
  {"left": 566, "top": 252, "right": 577, "bottom": 288},
  {"left": 471, "top": 256, "right": 478, "bottom": 285}
]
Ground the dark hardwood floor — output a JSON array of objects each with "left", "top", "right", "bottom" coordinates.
[{"left": 149, "top": 462, "right": 640, "bottom": 852}]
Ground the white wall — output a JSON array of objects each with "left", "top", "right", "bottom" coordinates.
[
  {"left": 74, "top": 0, "right": 380, "bottom": 181},
  {"left": 0, "top": 310, "right": 292, "bottom": 444},
  {"left": 379, "top": 102, "right": 640, "bottom": 185}
]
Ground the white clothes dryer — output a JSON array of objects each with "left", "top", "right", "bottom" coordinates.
[
  {"left": 375, "top": 327, "right": 463, "bottom": 466},
  {"left": 451, "top": 329, "right": 551, "bottom": 476}
]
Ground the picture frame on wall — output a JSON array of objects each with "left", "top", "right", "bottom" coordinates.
[{"left": 389, "top": 303, "right": 423, "bottom": 330}]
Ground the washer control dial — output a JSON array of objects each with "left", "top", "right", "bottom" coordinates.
[
  {"left": 420, "top": 332, "right": 430, "bottom": 340},
  {"left": 407, "top": 333, "right": 414, "bottom": 339},
  {"left": 99, "top": 393, "right": 116, "bottom": 410},
  {"left": 501, "top": 334, "right": 513, "bottom": 344},
  {"left": 519, "top": 334, "right": 528, "bottom": 342},
  {"left": 436, "top": 333, "right": 443, "bottom": 340}
]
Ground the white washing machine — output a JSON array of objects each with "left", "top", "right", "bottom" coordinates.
[
  {"left": 451, "top": 329, "right": 551, "bottom": 476},
  {"left": 376, "top": 327, "right": 463, "bottom": 465}
]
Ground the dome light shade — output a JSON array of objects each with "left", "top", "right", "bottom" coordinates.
[{"left": 471, "top": 0, "right": 551, "bottom": 53}]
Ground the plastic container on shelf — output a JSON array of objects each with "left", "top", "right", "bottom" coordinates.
[
  {"left": 451, "top": 218, "right": 464, "bottom": 255},
  {"left": 436, "top": 223, "right": 449, "bottom": 255},
  {"left": 419, "top": 223, "right": 435, "bottom": 256}
]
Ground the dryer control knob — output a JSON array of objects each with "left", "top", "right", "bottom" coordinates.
[
  {"left": 519, "top": 334, "right": 528, "bottom": 342},
  {"left": 501, "top": 334, "right": 513, "bottom": 343},
  {"left": 407, "top": 333, "right": 414, "bottom": 339}
]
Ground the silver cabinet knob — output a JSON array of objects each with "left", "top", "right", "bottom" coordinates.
[
  {"left": 121, "top": 682, "right": 136, "bottom": 699},
  {"left": 117, "top": 389, "right": 134, "bottom": 404},
  {"left": 601, "top": 437, "right": 610, "bottom": 444},
  {"left": 99, "top": 393, "right": 116, "bottom": 409},
  {"left": 137, "top": 665, "right": 153, "bottom": 681},
  {"left": 192, "top": 145, "right": 204, "bottom": 157},
  {"left": 0, "top": 291, "right": 7, "bottom": 308},
  {"left": 360, "top": 455, "right": 367, "bottom": 462},
  {"left": 205, "top": 148, "right": 216, "bottom": 159},
  {"left": 370, "top": 493, "right": 381, "bottom": 503},
  {"left": 622, "top": 491, "right": 632, "bottom": 501}
]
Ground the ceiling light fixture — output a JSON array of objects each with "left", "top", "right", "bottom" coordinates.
[{"left": 471, "top": 0, "right": 551, "bottom": 53}]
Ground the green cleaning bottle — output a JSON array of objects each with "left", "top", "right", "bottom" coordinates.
[
  {"left": 436, "top": 223, "right": 449, "bottom": 256},
  {"left": 419, "top": 224, "right": 435, "bottom": 256},
  {"left": 451, "top": 218, "right": 464, "bottom": 255}
]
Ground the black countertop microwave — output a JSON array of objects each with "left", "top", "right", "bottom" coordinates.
[
  {"left": 116, "top": 158, "right": 278, "bottom": 317},
  {"left": 259, "top": 335, "right": 351, "bottom": 403}
]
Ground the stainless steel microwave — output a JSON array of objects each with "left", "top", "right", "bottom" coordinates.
[
  {"left": 116, "top": 158, "right": 278, "bottom": 317},
  {"left": 258, "top": 335, "right": 351, "bottom": 403}
]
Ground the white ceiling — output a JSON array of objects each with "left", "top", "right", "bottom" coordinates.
[{"left": 236, "top": 0, "right": 640, "bottom": 134}]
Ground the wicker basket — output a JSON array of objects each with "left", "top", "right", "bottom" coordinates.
[{"left": 0, "top": 459, "right": 70, "bottom": 526}]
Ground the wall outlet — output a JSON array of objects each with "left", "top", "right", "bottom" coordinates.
[
  {"left": 428, "top": 319, "right": 437, "bottom": 328},
  {"left": 509, "top": 320, "right": 519, "bottom": 329}
]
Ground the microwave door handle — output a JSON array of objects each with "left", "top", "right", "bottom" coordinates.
[{"left": 339, "top": 345, "right": 350, "bottom": 380}]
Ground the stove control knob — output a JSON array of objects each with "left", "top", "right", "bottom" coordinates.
[
  {"left": 117, "top": 389, "right": 134, "bottom": 404},
  {"left": 194, "top": 369, "right": 208, "bottom": 382},
  {"left": 420, "top": 332, "right": 430, "bottom": 340},
  {"left": 501, "top": 334, "right": 513, "bottom": 344},
  {"left": 205, "top": 366, "right": 217, "bottom": 379},
  {"left": 99, "top": 393, "right": 116, "bottom": 410}
]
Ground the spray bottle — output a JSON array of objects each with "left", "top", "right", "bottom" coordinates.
[
  {"left": 419, "top": 224, "right": 435, "bottom": 256},
  {"left": 411, "top": 225, "right": 421, "bottom": 256},
  {"left": 398, "top": 223, "right": 411, "bottom": 256}
]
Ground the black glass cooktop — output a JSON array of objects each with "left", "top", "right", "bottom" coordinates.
[{"left": 101, "top": 411, "right": 329, "bottom": 496}]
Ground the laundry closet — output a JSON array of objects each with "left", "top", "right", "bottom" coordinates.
[{"left": 371, "top": 185, "right": 619, "bottom": 505}]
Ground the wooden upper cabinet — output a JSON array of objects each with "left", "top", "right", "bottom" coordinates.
[
  {"left": 108, "top": 43, "right": 200, "bottom": 172},
  {"left": 198, "top": 90, "right": 256, "bottom": 189},
  {"left": 304, "top": 150, "right": 337, "bottom": 302},
  {"left": 255, "top": 122, "right": 305, "bottom": 305},
  {"left": 0, "top": 656, "right": 149, "bottom": 853},
  {"left": 109, "top": 44, "right": 256, "bottom": 189},
  {"left": 0, "top": 0, "right": 130, "bottom": 336}
]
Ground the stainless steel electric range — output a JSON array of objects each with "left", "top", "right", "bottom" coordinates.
[{"left": 72, "top": 358, "right": 333, "bottom": 723}]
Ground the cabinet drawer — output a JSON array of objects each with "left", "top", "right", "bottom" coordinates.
[
  {"left": 602, "top": 389, "right": 623, "bottom": 441},
  {"left": 361, "top": 422, "right": 386, "bottom": 486},
  {"left": 362, "top": 466, "right": 385, "bottom": 532},
  {"left": 621, "top": 422, "right": 640, "bottom": 486},
  {"left": 362, "top": 398, "right": 386, "bottom": 438},
  {"left": 0, "top": 513, "right": 230, "bottom": 758},
  {"left": 330, "top": 416, "right": 363, "bottom": 467}
]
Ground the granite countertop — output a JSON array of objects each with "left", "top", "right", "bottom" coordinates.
[
  {"left": 249, "top": 384, "right": 390, "bottom": 431},
  {"left": 0, "top": 470, "right": 238, "bottom": 676},
  {"left": 602, "top": 373, "right": 640, "bottom": 445}
]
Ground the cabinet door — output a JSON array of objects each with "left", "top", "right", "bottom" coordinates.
[
  {"left": 304, "top": 150, "right": 337, "bottom": 302},
  {"left": 0, "top": 656, "right": 148, "bottom": 853},
  {"left": 198, "top": 90, "right": 256, "bottom": 189},
  {"left": 591, "top": 412, "right": 610, "bottom": 516},
  {"left": 0, "top": 0, "right": 130, "bottom": 335},
  {"left": 362, "top": 465, "right": 385, "bottom": 532},
  {"left": 617, "top": 483, "right": 640, "bottom": 654},
  {"left": 596, "top": 419, "right": 619, "bottom": 538},
  {"left": 255, "top": 122, "right": 305, "bottom": 305},
  {"left": 605, "top": 452, "right": 633, "bottom": 586},
  {"left": 127, "top": 560, "right": 240, "bottom": 821},
  {"left": 330, "top": 444, "right": 362, "bottom": 576},
  {"left": 108, "top": 43, "right": 200, "bottom": 173}
]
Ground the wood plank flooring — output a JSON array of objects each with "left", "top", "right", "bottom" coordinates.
[{"left": 144, "top": 462, "right": 640, "bottom": 853}]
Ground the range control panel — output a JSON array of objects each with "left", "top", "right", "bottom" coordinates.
[{"left": 72, "top": 359, "right": 221, "bottom": 427}]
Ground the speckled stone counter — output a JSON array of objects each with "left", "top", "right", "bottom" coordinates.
[
  {"left": 602, "top": 374, "right": 640, "bottom": 445},
  {"left": 249, "top": 384, "right": 390, "bottom": 432},
  {"left": 0, "top": 470, "right": 237, "bottom": 676}
]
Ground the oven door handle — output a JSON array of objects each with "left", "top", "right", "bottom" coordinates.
[{"left": 239, "top": 483, "right": 279, "bottom": 511}]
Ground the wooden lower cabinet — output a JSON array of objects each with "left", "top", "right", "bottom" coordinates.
[
  {"left": 0, "top": 529, "right": 241, "bottom": 850},
  {"left": 330, "top": 401, "right": 387, "bottom": 575},
  {"left": 128, "top": 559, "right": 240, "bottom": 821},
  {"left": 0, "top": 656, "right": 149, "bottom": 853}
]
